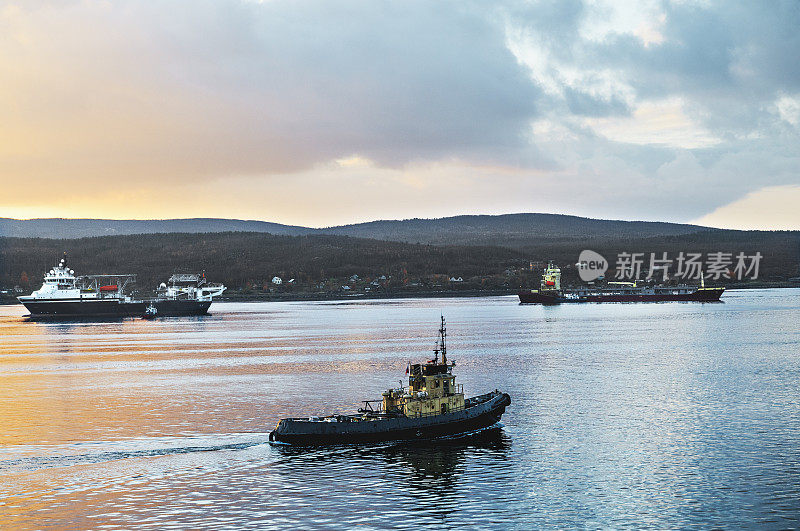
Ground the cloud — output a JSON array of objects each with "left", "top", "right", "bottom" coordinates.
[
  {"left": 692, "top": 185, "right": 800, "bottom": 230},
  {"left": 505, "top": 0, "right": 800, "bottom": 222},
  {"left": 583, "top": 98, "right": 719, "bottom": 148},
  {"left": 0, "top": 0, "right": 798, "bottom": 228},
  {"left": 563, "top": 86, "right": 630, "bottom": 117},
  {"left": 0, "top": 0, "right": 541, "bottom": 189}
]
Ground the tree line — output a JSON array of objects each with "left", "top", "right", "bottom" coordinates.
[{"left": 1, "top": 230, "right": 797, "bottom": 293}]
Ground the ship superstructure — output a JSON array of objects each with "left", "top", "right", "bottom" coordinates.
[
  {"left": 380, "top": 317, "right": 465, "bottom": 418},
  {"left": 157, "top": 273, "right": 226, "bottom": 302}
]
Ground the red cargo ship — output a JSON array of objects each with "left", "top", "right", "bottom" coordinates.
[{"left": 518, "top": 263, "right": 724, "bottom": 304}]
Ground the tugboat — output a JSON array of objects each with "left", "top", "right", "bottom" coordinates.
[
  {"left": 269, "top": 317, "right": 511, "bottom": 445},
  {"left": 519, "top": 262, "right": 725, "bottom": 304}
]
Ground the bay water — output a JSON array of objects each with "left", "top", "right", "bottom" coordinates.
[{"left": 1, "top": 290, "right": 799, "bottom": 528}]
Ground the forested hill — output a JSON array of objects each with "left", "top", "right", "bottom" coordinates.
[
  {"left": 1, "top": 213, "right": 715, "bottom": 248},
  {"left": 319, "top": 214, "right": 711, "bottom": 246},
  {"left": 1, "top": 230, "right": 798, "bottom": 294},
  {"left": 0, "top": 233, "right": 526, "bottom": 292}
]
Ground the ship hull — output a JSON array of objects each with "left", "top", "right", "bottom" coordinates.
[
  {"left": 19, "top": 298, "right": 213, "bottom": 318},
  {"left": 518, "top": 287, "right": 725, "bottom": 304},
  {"left": 269, "top": 391, "right": 511, "bottom": 446},
  {"left": 19, "top": 298, "right": 145, "bottom": 317},
  {"left": 150, "top": 300, "right": 212, "bottom": 316}
]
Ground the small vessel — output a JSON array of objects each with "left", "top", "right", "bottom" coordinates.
[
  {"left": 518, "top": 262, "right": 725, "bottom": 304},
  {"left": 18, "top": 253, "right": 226, "bottom": 318},
  {"left": 269, "top": 317, "right": 511, "bottom": 445},
  {"left": 143, "top": 304, "right": 158, "bottom": 319}
]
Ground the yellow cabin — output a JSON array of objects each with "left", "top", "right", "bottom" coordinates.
[{"left": 380, "top": 316, "right": 465, "bottom": 418}]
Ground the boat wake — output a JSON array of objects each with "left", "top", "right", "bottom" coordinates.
[{"left": 0, "top": 433, "right": 271, "bottom": 474}]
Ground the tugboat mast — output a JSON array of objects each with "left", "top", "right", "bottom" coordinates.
[
  {"left": 432, "top": 315, "right": 448, "bottom": 365},
  {"left": 440, "top": 315, "right": 447, "bottom": 365}
]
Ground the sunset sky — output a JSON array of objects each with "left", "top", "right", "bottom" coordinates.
[{"left": 1, "top": 0, "right": 798, "bottom": 229}]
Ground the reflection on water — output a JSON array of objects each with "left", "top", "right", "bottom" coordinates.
[
  {"left": 267, "top": 428, "right": 512, "bottom": 527},
  {"left": 1, "top": 291, "right": 800, "bottom": 528}
]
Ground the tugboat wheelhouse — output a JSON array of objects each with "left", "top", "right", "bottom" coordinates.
[{"left": 380, "top": 319, "right": 465, "bottom": 418}]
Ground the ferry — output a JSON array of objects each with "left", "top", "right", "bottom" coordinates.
[
  {"left": 269, "top": 317, "right": 511, "bottom": 445},
  {"left": 17, "top": 253, "right": 226, "bottom": 318},
  {"left": 518, "top": 262, "right": 725, "bottom": 304}
]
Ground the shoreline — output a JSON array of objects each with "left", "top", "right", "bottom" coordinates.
[
  {"left": 214, "top": 282, "right": 800, "bottom": 303},
  {"left": 5, "top": 283, "right": 797, "bottom": 306}
]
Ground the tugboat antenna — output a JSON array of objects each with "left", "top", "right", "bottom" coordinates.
[{"left": 440, "top": 315, "right": 447, "bottom": 365}]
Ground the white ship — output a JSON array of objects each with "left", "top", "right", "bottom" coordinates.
[
  {"left": 17, "top": 254, "right": 141, "bottom": 317},
  {"left": 147, "top": 273, "right": 226, "bottom": 317},
  {"left": 18, "top": 253, "right": 226, "bottom": 318}
]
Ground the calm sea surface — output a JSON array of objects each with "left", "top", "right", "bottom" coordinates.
[{"left": 1, "top": 290, "right": 799, "bottom": 529}]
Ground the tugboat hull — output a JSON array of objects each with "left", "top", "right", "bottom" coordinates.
[{"left": 269, "top": 391, "right": 511, "bottom": 446}]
